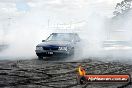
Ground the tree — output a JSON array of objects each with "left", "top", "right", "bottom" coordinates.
[{"left": 113, "top": 0, "right": 132, "bottom": 16}]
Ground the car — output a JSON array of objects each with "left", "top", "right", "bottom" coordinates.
[{"left": 35, "top": 33, "right": 81, "bottom": 59}]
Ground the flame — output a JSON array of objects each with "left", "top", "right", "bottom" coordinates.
[{"left": 78, "top": 65, "right": 86, "bottom": 76}]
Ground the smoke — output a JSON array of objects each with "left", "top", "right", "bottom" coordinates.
[
  {"left": 73, "top": 13, "right": 106, "bottom": 59},
  {"left": 0, "top": 10, "right": 52, "bottom": 59},
  {"left": 1, "top": 0, "right": 132, "bottom": 62},
  {"left": 105, "top": 9, "right": 132, "bottom": 59}
]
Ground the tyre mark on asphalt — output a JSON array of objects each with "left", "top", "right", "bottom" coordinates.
[{"left": 0, "top": 59, "right": 132, "bottom": 88}]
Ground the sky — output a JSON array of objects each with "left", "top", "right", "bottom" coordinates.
[{"left": 0, "top": 0, "right": 122, "bottom": 16}]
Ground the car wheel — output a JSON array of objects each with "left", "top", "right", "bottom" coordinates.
[{"left": 38, "top": 56, "right": 43, "bottom": 60}]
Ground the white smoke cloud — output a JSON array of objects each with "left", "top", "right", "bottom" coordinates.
[{"left": 1, "top": 0, "right": 130, "bottom": 61}]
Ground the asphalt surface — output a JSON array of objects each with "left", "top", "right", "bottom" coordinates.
[{"left": 0, "top": 57, "right": 132, "bottom": 88}]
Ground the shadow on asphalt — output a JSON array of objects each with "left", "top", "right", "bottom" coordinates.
[{"left": 36, "top": 55, "right": 75, "bottom": 61}]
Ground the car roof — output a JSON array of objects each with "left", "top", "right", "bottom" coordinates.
[{"left": 51, "top": 33, "right": 78, "bottom": 35}]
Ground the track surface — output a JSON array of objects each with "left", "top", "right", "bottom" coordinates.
[{"left": 0, "top": 58, "right": 132, "bottom": 88}]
